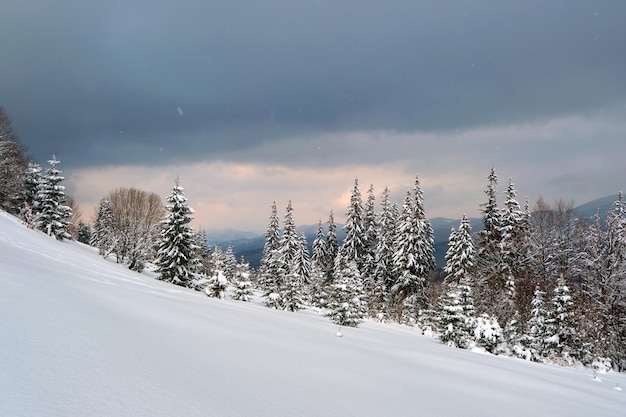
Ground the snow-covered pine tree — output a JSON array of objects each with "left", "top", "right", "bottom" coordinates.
[
  {"left": 443, "top": 214, "right": 476, "bottom": 286},
  {"left": 391, "top": 177, "right": 435, "bottom": 322},
  {"left": 545, "top": 275, "right": 579, "bottom": 364},
  {"left": 76, "top": 221, "right": 92, "bottom": 245},
  {"left": 438, "top": 282, "right": 476, "bottom": 349},
  {"left": 581, "top": 198, "right": 626, "bottom": 370},
  {"left": 325, "top": 210, "right": 339, "bottom": 282},
  {"left": 326, "top": 258, "right": 367, "bottom": 327},
  {"left": 337, "top": 179, "right": 367, "bottom": 274},
  {"left": 155, "top": 178, "right": 198, "bottom": 288},
  {"left": 477, "top": 167, "right": 502, "bottom": 259},
  {"left": 310, "top": 219, "right": 329, "bottom": 307},
  {"left": 374, "top": 186, "right": 398, "bottom": 316},
  {"left": 206, "top": 270, "right": 228, "bottom": 299},
  {"left": 92, "top": 198, "right": 115, "bottom": 256},
  {"left": 473, "top": 314, "right": 503, "bottom": 354},
  {"left": 361, "top": 184, "right": 382, "bottom": 316},
  {"left": 312, "top": 219, "right": 328, "bottom": 273},
  {"left": 34, "top": 155, "right": 72, "bottom": 240},
  {"left": 259, "top": 201, "right": 281, "bottom": 292},
  {"left": 223, "top": 245, "right": 238, "bottom": 282},
  {"left": 280, "top": 231, "right": 310, "bottom": 312},
  {"left": 19, "top": 161, "right": 43, "bottom": 228},
  {"left": 232, "top": 260, "right": 254, "bottom": 302},
  {"left": 524, "top": 287, "right": 549, "bottom": 362}
]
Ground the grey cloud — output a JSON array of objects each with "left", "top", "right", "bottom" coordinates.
[{"left": 1, "top": 1, "right": 625, "bottom": 168}]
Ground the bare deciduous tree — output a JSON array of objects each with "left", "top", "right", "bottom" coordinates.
[{"left": 96, "top": 187, "right": 165, "bottom": 271}]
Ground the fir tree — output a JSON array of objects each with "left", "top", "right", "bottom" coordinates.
[
  {"left": 34, "top": 155, "right": 72, "bottom": 240},
  {"left": 439, "top": 283, "right": 476, "bottom": 349},
  {"left": 374, "top": 186, "right": 398, "bottom": 315},
  {"left": 444, "top": 214, "right": 476, "bottom": 286},
  {"left": 391, "top": 177, "right": 435, "bottom": 320},
  {"left": 232, "top": 261, "right": 253, "bottom": 302},
  {"left": 223, "top": 245, "right": 238, "bottom": 282},
  {"left": 326, "top": 259, "right": 366, "bottom": 327},
  {"left": 337, "top": 179, "right": 367, "bottom": 273},
  {"left": 325, "top": 210, "right": 339, "bottom": 281},
  {"left": 259, "top": 201, "right": 281, "bottom": 292},
  {"left": 545, "top": 275, "right": 579, "bottom": 364},
  {"left": 473, "top": 314, "right": 503, "bottom": 354},
  {"left": 155, "top": 179, "right": 198, "bottom": 287},
  {"left": 310, "top": 219, "right": 329, "bottom": 307},
  {"left": 525, "top": 287, "right": 549, "bottom": 362},
  {"left": 92, "top": 198, "right": 115, "bottom": 256},
  {"left": 76, "top": 221, "right": 92, "bottom": 245}
]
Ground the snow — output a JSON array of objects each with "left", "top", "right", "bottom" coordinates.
[{"left": 1, "top": 211, "right": 625, "bottom": 417}]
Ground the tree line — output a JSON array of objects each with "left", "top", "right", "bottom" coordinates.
[
  {"left": 255, "top": 170, "right": 626, "bottom": 373},
  {"left": 2, "top": 105, "right": 624, "bottom": 372}
]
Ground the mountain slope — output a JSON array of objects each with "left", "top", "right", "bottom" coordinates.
[{"left": 1, "top": 211, "right": 625, "bottom": 417}]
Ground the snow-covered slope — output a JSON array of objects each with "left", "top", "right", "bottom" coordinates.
[{"left": 1, "top": 211, "right": 625, "bottom": 417}]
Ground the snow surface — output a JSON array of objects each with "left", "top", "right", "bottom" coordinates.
[{"left": 1, "top": 211, "right": 625, "bottom": 417}]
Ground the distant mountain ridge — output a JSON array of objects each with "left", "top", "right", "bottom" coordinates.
[{"left": 213, "top": 195, "right": 622, "bottom": 269}]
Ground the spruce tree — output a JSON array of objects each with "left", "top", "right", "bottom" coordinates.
[
  {"left": 545, "top": 276, "right": 579, "bottom": 364},
  {"left": 337, "top": 178, "right": 367, "bottom": 273},
  {"left": 92, "top": 198, "right": 115, "bottom": 256},
  {"left": 259, "top": 202, "right": 282, "bottom": 299},
  {"left": 155, "top": 179, "right": 198, "bottom": 287},
  {"left": 34, "top": 155, "right": 72, "bottom": 240},
  {"left": 391, "top": 177, "right": 435, "bottom": 321},
  {"left": 232, "top": 260, "right": 254, "bottom": 302},
  {"left": 374, "top": 186, "right": 398, "bottom": 315},
  {"left": 326, "top": 259, "right": 366, "bottom": 327},
  {"left": 310, "top": 219, "right": 329, "bottom": 307},
  {"left": 444, "top": 214, "right": 476, "bottom": 286},
  {"left": 325, "top": 210, "right": 339, "bottom": 282},
  {"left": 439, "top": 283, "right": 476, "bottom": 349},
  {"left": 525, "top": 287, "right": 549, "bottom": 362},
  {"left": 361, "top": 184, "right": 381, "bottom": 316}
]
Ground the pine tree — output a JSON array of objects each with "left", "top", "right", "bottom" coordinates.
[
  {"left": 232, "top": 260, "right": 254, "bottom": 302},
  {"left": 310, "top": 219, "right": 329, "bottom": 307},
  {"left": 477, "top": 167, "right": 502, "bottom": 258},
  {"left": 312, "top": 219, "right": 328, "bottom": 273},
  {"left": 76, "top": 221, "right": 92, "bottom": 245},
  {"left": 391, "top": 177, "right": 435, "bottom": 321},
  {"left": 326, "top": 259, "right": 366, "bottom": 327},
  {"left": 545, "top": 275, "right": 579, "bottom": 364},
  {"left": 92, "top": 198, "right": 115, "bottom": 256},
  {"left": 337, "top": 179, "right": 367, "bottom": 273},
  {"left": 374, "top": 186, "right": 397, "bottom": 316},
  {"left": 473, "top": 314, "right": 503, "bottom": 354},
  {"left": 223, "top": 245, "right": 238, "bottom": 282},
  {"left": 444, "top": 214, "right": 476, "bottom": 286},
  {"left": 525, "top": 287, "right": 549, "bottom": 362},
  {"left": 439, "top": 283, "right": 476, "bottom": 349},
  {"left": 155, "top": 179, "right": 198, "bottom": 287},
  {"left": 19, "top": 161, "right": 42, "bottom": 228},
  {"left": 259, "top": 202, "right": 282, "bottom": 298},
  {"left": 260, "top": 202, "right": 281, "bottom": 271},
  {"left": 34, "top": 155, "right": 72, "bottom": 240},
  {"left": 280, "top": 232, "right": 310, "bottom": 311},
  {"left": 325, "top": 210, "right": 339, "bottom": 281},
  {"left": 581, "top": 198, "right": 626, "bottom": 370}
]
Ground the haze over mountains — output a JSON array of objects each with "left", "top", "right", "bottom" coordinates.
[{"left": 208, "top": 195, "right": 620, "bottom": 268}]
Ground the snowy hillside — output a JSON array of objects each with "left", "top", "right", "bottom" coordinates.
[{"left": 1, "top": 211, "right": 625, "bottom": 417}]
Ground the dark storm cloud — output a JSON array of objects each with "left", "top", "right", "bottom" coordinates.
[{"left": 1, "top": 0, "right": 625, "bottom": 167}]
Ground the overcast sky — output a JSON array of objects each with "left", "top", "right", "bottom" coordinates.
[{"left": 2, "top": 1, "right": 625, "bottom": 232}]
